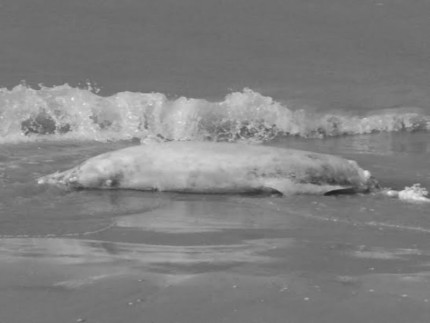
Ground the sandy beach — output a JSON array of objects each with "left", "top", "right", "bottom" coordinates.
[{"left": 1, "top": 194, "right": 430, "bottom": 323}]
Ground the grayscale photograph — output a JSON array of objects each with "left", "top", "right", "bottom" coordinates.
[{"left": 1, "top": 0, "right": 430, "bottom": 322}]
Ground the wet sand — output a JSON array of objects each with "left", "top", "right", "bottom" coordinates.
[{"left": 1, "top": 196, "right": 430, "bottom": 323}]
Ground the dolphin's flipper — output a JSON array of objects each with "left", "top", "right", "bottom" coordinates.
[
  {"left": 324, "top": 187, "right": 357, "bottom": 196},
  {"left": 263, "top": 179, "right": 350, "bottom": 196}
]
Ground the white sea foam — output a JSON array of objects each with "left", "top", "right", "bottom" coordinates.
[
  {"left": 385, "top": 184, "right": 430, "bottom": 203},
  {"left": 1, "top": 84, "right": 429, "bottom": 144},
  {"left": 398, "top": 184, "right": 430, "bottom": 203}
]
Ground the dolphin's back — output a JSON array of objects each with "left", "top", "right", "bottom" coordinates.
[{"left": 38, "top": 142, "right": 375, "bottom": 195}]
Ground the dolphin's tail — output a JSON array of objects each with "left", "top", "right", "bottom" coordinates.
[
  {"left": 361, "top": 169, "right": 380, "bottom": 192},
  {"left": 366, "top": 175, "right": 381, "bottom": 192}
]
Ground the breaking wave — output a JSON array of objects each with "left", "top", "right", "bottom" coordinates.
[{"left": 1, "top": 84, "right": 429, "bottom": 144}]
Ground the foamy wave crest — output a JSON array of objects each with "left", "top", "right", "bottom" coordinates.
[{"left": 1, "top": 84, "right": 429, "bottom": 144}]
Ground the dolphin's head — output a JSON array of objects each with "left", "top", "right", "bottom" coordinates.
[
  {"left": 37, "top": 169, "right": 80, "bottom": 188},
  {"left": 37, "top": 157, "right": 125, "bottom": 189}
]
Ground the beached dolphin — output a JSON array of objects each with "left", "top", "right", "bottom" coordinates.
[{"left": 37, "top": 142, "right": 379, "bottom": 196}]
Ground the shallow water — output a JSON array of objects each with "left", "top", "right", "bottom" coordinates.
[
  {"left": 0, "top": 132, "right": 429, "bottom": 241},
  {"left": 1, "top": 136, "right": 430, "bottom": 323}
]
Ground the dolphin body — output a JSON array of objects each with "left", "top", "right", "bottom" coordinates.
[{"left": 37, "top": 142, "right": 378, "bottom": 196}]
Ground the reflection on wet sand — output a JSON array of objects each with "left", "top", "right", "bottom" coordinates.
[
  {"left": 3, "top": 211, "right": 430, "bottom": 300},
  {"left": 0, "top": 236, "right": 293, "bottom": 267},
  {"left": 0, "top": 236, "right": 289, "bottom": 292},
  {"left": 0, "top": 198, "right": 299, "bottom": 269},
  {"left": 0, "top": 196, "right": 301, "bottom": 293},
  {"left": 115, "top": 199, "right": 295, "bottom": 233},
  {"left": 2, "top": 194, "right": 430, "bottom": 323}
]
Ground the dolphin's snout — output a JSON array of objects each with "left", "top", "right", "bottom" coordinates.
[
  {"left": 37, "top": 172, "right": 62, "bottom": 185},
  {"left": 37, "top": 169, "right": 81, "bottom": 188}
]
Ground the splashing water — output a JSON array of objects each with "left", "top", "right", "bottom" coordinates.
[
  {"left": 398, "top": 184, "right": 430, "bottom": 203},
  {"left": 385, "top": 184, "right": 430, "bottom": 203},
  {"left": 1, "top": 84, "right": 430, "bottom": 144}
]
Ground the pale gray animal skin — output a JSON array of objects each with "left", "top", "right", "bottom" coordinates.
[{"left": 37, "top": 141, "right": 379, "bottom": 196}]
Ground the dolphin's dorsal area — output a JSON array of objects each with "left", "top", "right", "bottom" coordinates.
[{"left": 37, "top": 142, "right": 376, "bottom": 196}]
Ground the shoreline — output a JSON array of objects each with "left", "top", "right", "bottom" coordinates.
[{"left": 2, "top": 196, "right": 430, "bottom": 323}]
